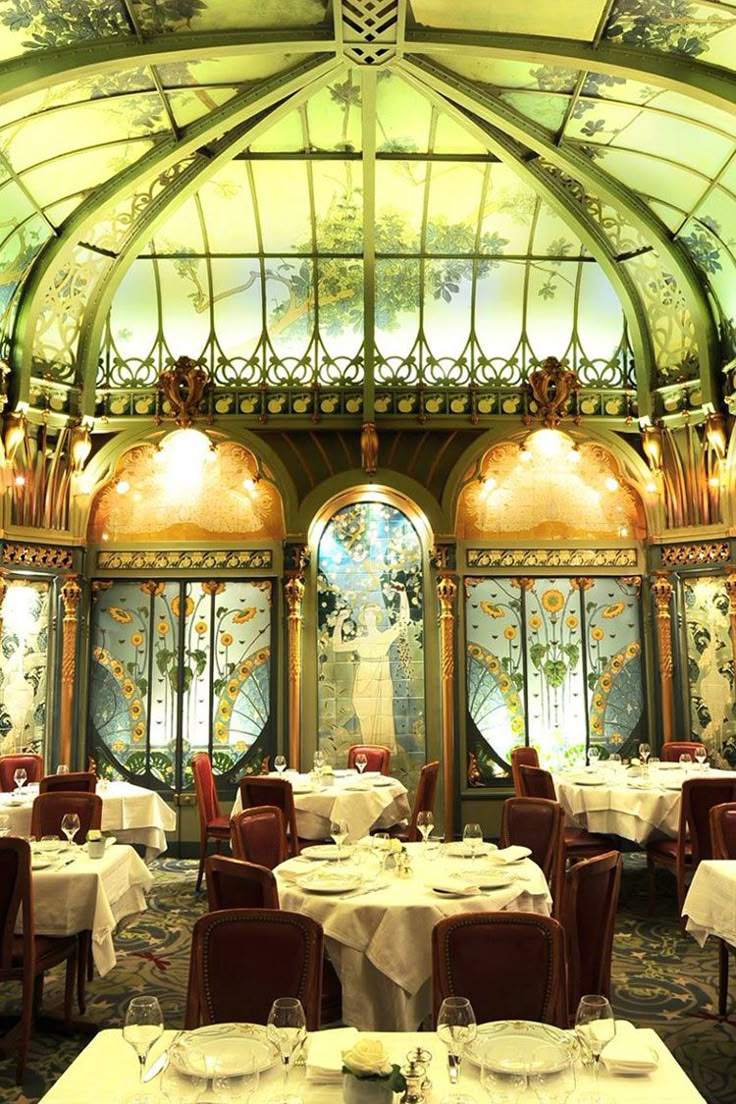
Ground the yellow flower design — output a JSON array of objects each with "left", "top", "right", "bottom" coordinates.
[
  {"left": 611, "top": 655, "right": 623, "bottom": 673},
  {"left": 130, "top": 631, "right": 143, "bottom": 647},
  {"left": 529, "top": 614, "right": 542, "bottom": 631},
  {"left": 504, "top": 626, "right": 517, "bottom": 641},
  {"left": 132, "top": 722, "right": 145, "bottom": 740},
  {"left": 239, "top": 661, "right": 254, "bottom": 678},
  {"left": 157, "top": 621, "right": 169, "bottom": 635},
  {"left": 507, "top": 694, "right": 520, "bottom": 710},
  {"left": 109, "top": 607, "right": 133, "bottom": 624},
  {"left": 220, "top": 701, "right": 232, "bottom": 718},
  {"left": 468, "top": 644, "right": 483, "bottom": 660},
  {"left": 593, "top": 693, "right": 605, "bottom": 711},
  {"left": 625, "top": 641, "right": 641, "bottom": 659},
  {"left": 233, "top": 607, "right": 257, "bottom": 623},
  {"left": 603, "top": 602, "right": 625, "bottom": 619},
  {"left": 611, "top": 732, "right": 623, "bottom": 745},
  {"left": 499, "top": 674, "right": 511, "bottom": 693},
  {"left": 511, "top": 715, "right": 525, "bottom": 734},
  {"left": 227, "top": 679, "right": 239, "bottom": 698},
  {"left": 255, "top": 649, "right": 269, "bottom": 665},
  {"left": 111, "top": 660, "right": 124, "bottom": 679},
  {"left": 221, "top": 632, "right": 234, "bottom": 647},
  {"left": 591, "top": 627, "right": 605, "bottom": 641},
  {"left": 122, "top": 678, "right": 135, "bottom": 699},
  {"left": 130, "top": 700, "right": 143, "bottom": 719},
  {"left": 195, "top": 621, "right": 208, "bottom": 635},
  {"left": 171, "top": 595, "right": 194, "bottom": 618},
  {"left": 214, "top": 721, "right": 228, "bottom": 742},
  {"left": 591, "top": 718, "right": 602, "bottom": 733},
  {"left": 487, "top": 657, "right": 500, "bottom": 674},
  {"left": 480, "top": 601, "right": 504, "bottom": 618},
  {"left": 234, "top": 740, "right": 248, "bottom": 753},
  {"left": 541, "top": 589, "right": 564, "bottom": 614},
  {"left": 600, "top": 674, "right": 613, "bottom": 692},
  {"left": 566, "top": 615, "right": 579, "bottom": 630},
  {"left": 112, "top": 740, "right": 126, "bottom": 753}
]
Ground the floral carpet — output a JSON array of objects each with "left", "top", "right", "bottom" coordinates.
[{"left": 0, "top": 855, "right": 734, "bottom": 1103}]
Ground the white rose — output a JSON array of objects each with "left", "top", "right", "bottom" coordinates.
[
  {"left": 630, "top": 757, "right": 640, "bottom": 767},
  {"left": 386, "top": 838, "right": 402, "bottom": 854},
  {"left": 342, "top": 1038, "right": 393, "bottom": 1077}
]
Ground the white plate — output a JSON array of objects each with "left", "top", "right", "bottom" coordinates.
[
  {"left": 446, "top": 842, "right": 494, "bottom": 858},
  {"left": 465, "top": 1021, "right": 577, "bottom": 1069},
  {"left": 104, "top": 835, "right": 116, "bottom": 848},
  {"left": 569, "top": 776, "right": 605, "bottom": 787},
  {"left": 301, "top": 844, "right": 354, "bottom": 861},
  {"left": 487, "top": 846, "right": 531, "bottom": 866},
  {"left": 297, "top": 872, "right": 362, "bottom": 894},
  {"left": 371, "top": 777, "right": 394, "bottom": 787},
  {"left": 4, "top": 798, "right": 25, "bottom": 807},
  {"left": 171, "top": 1023, "right": 278, "bottom": 1078},
  {"left": 31, "top": 857, "right": 52, "bottom": 871},
  {"left": 291, "top": 784, "right": 313, "bottom": 794},
  {"left": 431, "top": 886, "right": 480, "bottom": 898},
  {"left": 476, "top": 875, "right": 514, "bottom": 890}
]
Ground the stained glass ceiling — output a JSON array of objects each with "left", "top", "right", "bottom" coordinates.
[{"left": 0, "top": 0, "right": 733, "bottom": 427}]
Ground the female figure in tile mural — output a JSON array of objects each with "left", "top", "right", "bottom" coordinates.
[{"left": 333, "top": 584, "right": 410, "bottom": 752}]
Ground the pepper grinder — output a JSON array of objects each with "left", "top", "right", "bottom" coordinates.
[{"left": 399, "top": 1056, "right": 427, "bottom": 1104}]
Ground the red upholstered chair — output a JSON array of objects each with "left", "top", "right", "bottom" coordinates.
[
  {"left": 238, "top": 777, "right": 304, "bottom": 857},
  {"left": 230, "top": 807, "right": 288, "bottom": 870},
  {"left": 0, "top": 838, "right": 77, "bottom": 1081},
  {"left": 185, "top": 909, "right": 323, "bottom": 1031},
  {"left": 432, "top": 912, "right": 567, "bottom": 1028},
  {"left": 709, "top": 803, "right": 736, "bottom": 1017},
  {"left": 347, "top": 744, "right": 391, "bottom": 775},
  {"left": 205, "top": 855, "right": 279, "bottom": 911},
  {"left": 39, "top": 771, "right": 96, "bottom": 794},
  {"left": 510, "top": 745, "right": 539, "bottom": 795},
  {"left": 661, "top": 741, "right": 703, "bottom": 762},
  {"left": 499, "top": 797, "right": 565, "bottom": 916},
  {"left": 0, "top": 754, "right": 44, "bottom": 792},
  {"left": 385, "top": 759, "right": 440, "bottom": 843},
  {"left": 30, "top": 791, "right": 102, "bottom": 844},
  {"left": 647, "top": 775, "right": 736, "bottom": 915},
  {"left": 192, "top": 753, "right": 231, "bottom": 892},
  {"left": 562, "top": 850, "right": 622, "bottom": 1021},
  {"left": 519, "top": 765, "right": 613, "bottom": 862}
]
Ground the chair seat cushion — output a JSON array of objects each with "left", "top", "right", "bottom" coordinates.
[
  {"left": 207, "top": 817, "right": 231, "bottom": 834},
  {"left": 12, "top": 934, "right": 76, "bottom": 967},
  {"left": 648, "top": 839, "right": 692, "bottom": 863},
  {"left": 564, "top": 829, "right": 611, "bottom": 852}
]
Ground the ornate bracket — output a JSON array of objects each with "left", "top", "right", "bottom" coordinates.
[
  {"left": 524, "top": 356, "right": 580, "bottom": 428},
  {"left": 361, "top": 421, "right": 379, "bottom": 476},
  {"left": 156, "top": 356, "right": 209, "bottom": 428}
]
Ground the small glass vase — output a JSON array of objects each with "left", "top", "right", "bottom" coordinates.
[{"left": 342, "top": 1073, "right": 395, "bottom": 1104}]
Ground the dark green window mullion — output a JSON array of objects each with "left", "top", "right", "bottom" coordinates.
[
  {"left": 578, "top": 584, "right": 592, "bottom": 761},
  {"left": 174, "top": 582, "right": 187, "bottom": 794},
  {"left": 519, "top": 580, "right": 531, "bottom": 749},
  {"left": 195, "top": 192, "right": 216, "bottom": 385}
]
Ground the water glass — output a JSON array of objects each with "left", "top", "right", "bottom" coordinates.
[
  {"left": 330, "top": 819, "right": 349, "bottom": 857},
  {"left": 274, "top": 755, "right": 287, "bottom": 776},
  {"left": 588, "top": 746, "right": 601, "bottom": 769},
  {"left": 462, "top": 822, "right": 483, "bottom": 859},
  {"left": 417, "top": 811, "right": 434, "bottom": 844},
  {"left": 480, "top": 1059, "right": 526, "bottom": 1103},
  {"left": 437, "top": 996, "right": 477, "bottom": 1085},
  {"left": 695, "top": 745, "right": 708, "bottom": 769},
  {"left": 56, "top": 764, "right": 70, "bottom": 775},
  {"left": 679, "top": 753, "right": 692, "bottom": 772},
  {"left": 160, "top": 1065, "right": 202, "bottom": 1103},
  {"left": 638, "top": 742, "right": 651, "bottom": 767},
  {"left": 211, "top": 1066, "right": 259, "bottom": 1102},
  {"left": 61, "top": 812, "right": 81, "bottom": 846},
  {"left": 123, "top": 996, "right": 164, "bottom": 1087},
  {"left": 13, "top": 768, "right": 27, "bottom": 794},
  {"left": 354, "top": 752, "right": 368, "bottom": 774},
  {"left": 266, "top": 996, "right": 306, "bottom": 1103},
  {"left": 575, "top": 994, "right": 615, "bottom": 1098},
  {"left": 313, "top": 750, "right": 324, "bottom": 772},
  {"left": 528, "top": 1045, "right": 576, "bottom": 1103}
]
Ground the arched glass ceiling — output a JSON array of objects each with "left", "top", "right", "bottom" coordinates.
[{"left": 0, "top": 0, "right": 733, "bottom": 424}]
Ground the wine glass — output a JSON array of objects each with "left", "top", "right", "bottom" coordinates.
[
  {"left": 462, "top": 822, "right": 483, "bottom": 859},
  {"left": 587, "top": 746, "right": 601, "bottom": 770},
  {"left": 679, "top": 753, "right": 692, "bottom": 773},
  {"left": 123, "top": 995, "right": 164, "bottom": 1089},
  {"left": 0, "top": 814, "right": 10, "bottom": 838},
  {"left": 330, "top": 819, "right": 349, "bottom": 859},
  {"left": 56, "top": 764, "right": 70, "bottom": 775},
  {"left": 313, "top": 750, "right": 324, "bottom": 772},
  {"left": 274, "top": 755, "right": 287, "bottom": 777},
  {"left": 13, "top": 768, "right": 27, "bottom": 795},
  {"left": 266, "top": 996, "right": 306, "bottom": 1103},
  {"left": 480, "top": 1054, "right": 527, "bottom": 1103},
  {"left": 575, "top": 994, "right": 615, "bottom": 1102},
  {"left": 528, "top": 1044, "right": 576, "bottom": 1104},
  {"left": 695, "top": 745, "right": 708, "bottom": 770},
  {"left": 160, "top": 1064, "right": 202, "bottom": 1103},
  {"left": 212, "top": 1065, "right": 259, "bottom": 1103},
  {"left": 638, "top": 743, "right": 651, "bottom": 768},
  {"left": 417, "top": 811, "right": 434, "bottom": 845},
  {"left": 60, "top": 812, "right": 81, "bottom": 847},
  {"left": 437, "top": 996, "right": 477, "bottom": 1085},
  {"left": 354, "top": 752, "right": 368, "bottom": 775}
]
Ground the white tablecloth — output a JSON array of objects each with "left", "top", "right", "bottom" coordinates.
[
  {"left": 0, "top": 780, "right": 177, "bottom": 858},
  {"left": 683, "top": 859, "right": 736, "bottom": 949},
  {"left": 276, "top": 842, "right": 552, "bottom": 1031},
  {"left": 231, "top": 772, "right": 411, "bottom": 843},
  {"left": 26, "top": 844, "right": 154, "bottom": 975},
  {"left": 554, "top": 768, "right": 736, "bottom": 846},
  {"left": 39, "top": 1027, "right": 707, "bottom": 1104}
]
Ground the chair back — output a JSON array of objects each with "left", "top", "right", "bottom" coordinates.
[
  {"left": 192, "top": 753, "right": 221, "bottom": 832},
  {"left": 0, "top": 754, "right": 44, "bottom": 792},
  {"left": 186, "top": 909, "right": 323, "bottom": 1030},
  {"left": 205, "top": 855, "right": 279, "bottom": 911},
  {"left": 518, "top": 764, "right": 556, "bottom": 800},
  {"left": 432, "top": 912, "right": 567, "bottom": 1028},
  {"left": 30, "top": 792, "right": 103, "bottom": 843},
  {"left": 347, "top": 745, "right": 391, "bottom": 775},
  {"left": 39, "top": 771, "right": 96, "bottom": 795},
  {"left": 661, "top": 741, "right": 703, "bottom": 763},
  {"left": 563, "top": 851, "right": 622, "bottom": 1019},
  {"left": 681, "top": 777, "right": 736, "bottom": 864},
  {"left": 407, "top": 760, "right": 440, "bottom": 843},
  {"left": 239, "top": 778, "right": 299, "bottom": 856},
  {"left": 710, "top": 802, "right": 736, "bottom": 860},
  {"left": 500, "top": 797, "right": 565, "bottom": 911},
  {"left": 510, "top": 746, "right": 539, "bottom": 795},
  {"left": 0, "top": 838, "right": 31, "bottom": 972},
  {"left": 231, "top": 807, "right": 288, "bottom": 870}
]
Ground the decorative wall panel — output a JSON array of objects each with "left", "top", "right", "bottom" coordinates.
[
  {"left": 0, "top": 580, "right": 50, "bottom": 758},
  {"left": 682, "top": 575, "right": 733, "bottom": 762}
]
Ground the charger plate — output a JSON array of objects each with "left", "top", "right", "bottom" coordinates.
[
  {"left": 465, "top": 1021, "right": 577, "bottom": 1069},
  {"left": 170, "top": 1023, "right": 277, "bottom": 1078}
]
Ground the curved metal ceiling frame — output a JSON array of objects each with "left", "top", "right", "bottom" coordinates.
[
  {"left": 404, "top": 55, "right": 721, "bottom": 407},
  {"left": 74, "top": 65, "right": 343, "bottom": 417},
  {"left": 11, "top": 54, "right": 341, "bottom": 407},
  {"left": 396, "top": 61, "right": 655, "bottom": 417}
]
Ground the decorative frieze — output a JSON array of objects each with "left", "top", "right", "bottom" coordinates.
[
  {"left": 466, "top": 547, "right": 638, "bottom": 569},
  {"left": 3, "top": 542, "right": 74, "bottom": 570},
  {"left": 660, "top": 541, "right": 730, "bottom": 567},
  {"left": 96, "top": 549, "right": 273, "bottom": 571}
]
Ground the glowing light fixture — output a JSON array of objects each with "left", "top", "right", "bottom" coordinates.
[
  {"left": 14, "top": 474, "right": 25, "bottom": 487},
  {"left": 645, "top": 480, "right": 657, "bottom": 494},
  {"left": 605, "top": 477, "right": 619, "bottom": 492},
  {"left": 155, "top": 428, "right": 216, "bottom": 496},
  {"left": 116, "top": 479, "right": 130, "bottom": 495},
  {"left": 709, "top": 475, "right": 721, "bottom": 489}
]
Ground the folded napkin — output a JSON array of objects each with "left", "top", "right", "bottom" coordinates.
[
  {"left": 601, "top": 1021, "right": 659, "bottom": 1073},
  {"left": 426, "top": 877, "right": 479, "bottom": 895},
  {"left": 489, "top": 845, "right": 530, "bottom": 865},
  {"left": 306, "top": 1027, "right": 359, "bottom": 1082}
]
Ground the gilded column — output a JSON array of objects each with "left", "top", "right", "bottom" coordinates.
[
  {"left": 0, "top": 568, "right": 8, "bottom": 639},
  {"left": 59, "top": 573, "right": 82, "bottom": 768},
  {"left": 284, "top": 573, "right": 306, "bottom": 772},
  {"left": 437, "top": 573, "right": 458, "bottom": 843},
  {"left": 724, "top": 570, "right": 736, "bottom": 671},
  {"left": 651, "top": 573, "right": 675, "bottom": 744}
]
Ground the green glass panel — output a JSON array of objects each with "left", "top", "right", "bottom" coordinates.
[
  {"left": 21, "top": 139, "right": 154, "bottom": 210},
  {"left": 427, "top": 54, "right": 578, "bottom": 93},
  {"left": 157, "top": 257, "right": 211, "bottom": 362},
  {"left": 210, "top": 257, "right": 264, "bottom": 366},
  {"left": 605, "top": 0, "right": 736, "bottom": 71},
  {"left": 109, "top": 259, "right": 159, "bottom": 369},
  {"left": 131, "top": 0, "right": 328, "bottom": 33},
  {"left": 375, "top": 259, "right": 421, "bottom": 370},
  {"left": 425, "top": 163, "right": 485, "bottom": 254},
  {"left": 423, "top": 258, "right": 473, "bottom": 366},
  {"left": 677, "top": 215, "right": 736, "bottom": 355},
  {"left": 311, "top": 162, "right": 363, "bottom": 254},
  {"left": 526, "top": 260, "right": 577, "bottom": 362},
  {"left": 410, "top": 0, "right": 605, "bottom": 39},
  {"left": 648, "top": 199, "right": 686, "bottom": 232},
  {"left": 376, "top": 73, "right": 432, "bottom": 153},
  {"left": 167, "top": 86, "right": 239, "bottom": 128},
  {"left": 0, "top": 68, "right": 155, "bottom": 130},
  {"left": 0, "top": 180, "right": 36, "bottom": 237},
  {"left": 248, "top": 110, "right": 308, "bottom": 153},
  {"left": 0, "top": 0, "right": 130, "bottom": 61},
  {"left": 682, "top": 577, "right": 734, "bottom": 758},
  {"left": 433, "top": 113, "right": 489, "bottom": 155},
  {"left": 499, "top": 91, "right": 568, "bottom": 132},
  {"left": 0, "top": 214, "right": 52, "bottom": 330},
  {"left": 307, "top": 77, "right": 363, "bottom": 153},
  {"left": 375, "top": 162, "right": 426, "bottom": 254},
  {"left": 317, "top": 258, "right": 363, "bottom": 363},
  {"left": 0, "top": 581, "right": 50, "bottom": 757},
  {"left": 150, "top": 195, "right": 206, "bottom": 256},
  {"left": 532, "top": 202, "right": 585, "bottom": 259},
  {"left": 251, "top": 161, "right": 312, "bottom": 252},
  {"left": 478, "top": 166, "right": 535, "bottom": 255},
  {"left": 474, "top": 262, "right": 526, "bottom": 363},
  {"left": 576, "top": 264, "right": 627, "bottom": 373},
  {"left": 590, "top": 146, "right": 708, "bottom": 212},
  {"left": 198, "top": 164, "right": 259, "bottom": 253},
  {"left": 157, "top": 55, "right": 299, "bottom": 88},
  {"left": 265, "top": 255, "right": 315, "bottom": 366}
]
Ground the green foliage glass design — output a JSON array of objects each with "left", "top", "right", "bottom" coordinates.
[
  {"left": 0, "top": 581, "right": 50, "bottom": 757},
  {"left": 88, "top": 578, "right": 273, "bottom": 790},
  {"left": 682, "top": 576, "right": 734, "bottom": 765},
  {"left": 466, "top": 576, "right": 643, "bottom": 783},
  {"left": 0, "top": 0, "right": 129, "bottom": 56},
  {"left": 605, "top": 0, "right": 736, "bottom": 68},
  {"left": 317, "top": 502, "right": 425, "bottom": 795}
]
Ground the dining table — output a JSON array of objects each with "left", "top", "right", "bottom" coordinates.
[
  {"left": 683, "top": 858, "right": 736, "bottom": 951},
  {"left": 553, "top": 765, "right": 736, "bottom": 846},
  {"left": 39, "top": 1024, "right": 707, "bottom": 1103},
  {"left": 230, "top": 770, "right": 411, "bottom": 843},
  {"left": 27, "top": 842, "right": 154, "bottom": 975},
  {"left": 0, "top": 779, "right": 177, "bottom": 859},
  {"left": 275, "top": 840, "right": 552, "bottom": 1031}
]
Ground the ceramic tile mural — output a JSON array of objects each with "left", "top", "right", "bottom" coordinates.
[
  {"left": 317, "top": 502, "right": 425, "bottom": 793},
  {"left": 466, "top": 576, "right": 644, "bottom": 782},
  {"left": 89, "top": 578, "right": 272, "bottom": 790},
  {"left": 682, "top": 575, "right": 734, "bottom": 763},
  {"left": 0, "top": 580, "right": 50, "bottom": 757}
]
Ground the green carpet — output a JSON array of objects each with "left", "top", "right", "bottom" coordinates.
[{"left": 0, "top": 855, "right": 733, "bottom": 1103}]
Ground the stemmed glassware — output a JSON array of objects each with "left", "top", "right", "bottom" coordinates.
[
  {"left": 266, "top": 996, "right": 307, "bottom": 1104},
  {"left": 60, "top": 812, "right": 81, "bottom": 847},
  {"left": 123, "top": 995, "right": 164, "bottom": 1094},
  {"left": 679, "top": 753, "right": 693, "bottom": 773},
  {"left": 417, "top": 811, "right": 434, "bottom": 845},
  {"left": 528, "top": 1045, "right": 576, "bottom": 1104},
  {"left": 437, "top": 996, "right": 477, "bottom": 1085},
  {"left": 313, "top": 750, "right": 324, "bottom": 772},
  {"left": 274, "top": 755, "right": 287, "bottom": 777},
  {"left": 695, "top": 745, "right": 708, "bottom": 770},
  {"left": 211, "top": 1064, "right": 260, "bottom": 1103},
  {"left": 638, "top": 743, "right": 651, "bottom": 769},
  {"left": 575, "top": 994, "right": 615, "bottom": 1103},
  {"left": 160, "top": 1064, "right": 202, "bottom": 1103},
  {"left": 587, "top": 746, "right": 601, "bottom": 770},
  {"left": 13, "top": 768, "right": 27, "bottom": 795},
  {"left": 462, "top": 822, "right": 483, "bottom": 859},
  {"left": 354, "top": 752, "right": 368, "bottom": 775},
  {"left": 330, "top": 819, "right": 349, "bottom": 859}
]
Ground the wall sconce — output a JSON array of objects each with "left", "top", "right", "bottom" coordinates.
[
  {"left": 70, "top": 424, "right": 92, "bottom": 474},
  {"left": 3, "top": 409, "right": 26, "bottom": 466},
  {"left": 641, "top": 423, "right": 663, "bottom": 474},
  {"left": 705, "top": 412, "right": 727, "bottom": 460}
]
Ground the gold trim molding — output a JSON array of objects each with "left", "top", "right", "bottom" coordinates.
[
  {"left": 2, "top": 542, "right": 74, "bottom": 570},
  {"left": 466, "top": 548, "right": 638, "bottom": 569},
  {"left": 96, "top": 549, "right": 273, "bottom": 571},
  {"left": 660, "top": 541, "right": 730, "bottom": 567}
]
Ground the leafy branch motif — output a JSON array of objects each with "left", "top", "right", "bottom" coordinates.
[{"left": 605, "top": 0, "right": 736, "bottom": 58}]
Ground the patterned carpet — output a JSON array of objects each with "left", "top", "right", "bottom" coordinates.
[{"left": 0, "top": 855, "right": 734, "bottom": 1103}]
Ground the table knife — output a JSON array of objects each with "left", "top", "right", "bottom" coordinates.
[{"left": 143, "top": 1049, "right": 170, "bottom": 1083}]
